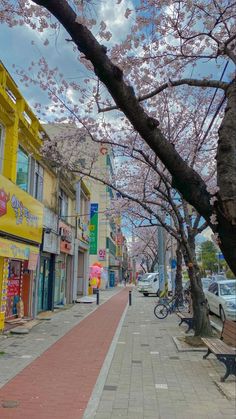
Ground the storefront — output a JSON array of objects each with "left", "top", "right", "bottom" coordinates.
[
  {"left": 37, "top": 208, "right": 59, "bottom": 314},
  {"left": 0, "top": 175, "right": 43, "bottom": 330},
  {"left": 54, "top": 221, "right": 74, "bottom": 306}
]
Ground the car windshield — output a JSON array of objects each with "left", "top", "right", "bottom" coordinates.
[
  {"left": 139, "top": 274, "right": 154, "bottom": 282},
  {"left": 219, "top": 282, "right": 236, "bottom": 296}
]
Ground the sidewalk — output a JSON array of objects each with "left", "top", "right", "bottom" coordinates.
[
  {"left": 89, "top": 290, "right": 235, "bottom": 419},
  {"left": 0, "top": 288, "right": 235, "bottom": 419}
]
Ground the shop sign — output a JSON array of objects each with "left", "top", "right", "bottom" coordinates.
[
  {"left": 43, "top": 231, "right": 59, "bottom": 254},
  {"left": 0, "top": 175, "right": 43, "bottom": 244},
  {"left": 0, "top": 312, "right": 4, "bottom": 331},
  {"left": 89, "top": 203, "right": 98, "bottom": 255},
  {"left": 98, "top": 248, "right": 106, "bottom": 261},
  {"left": 0, "top": 237, "right": 39, "bottom": 260},
  {"left": 28, "top": 252, "right": 39, "bottom": 270},
  {"left": 116, "top": 245, "right": 122, "bottom": 257},
  {"left": 59, "top": 221, "right": 73, "bottom": 254}
]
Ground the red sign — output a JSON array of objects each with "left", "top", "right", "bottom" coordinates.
[
  {"left": 59, "top": 221, "right": 72, "bottom": 254},
  {"left": 0, "top": 188, "right": 10, "bottom": 217},
  {"left": 98, "top": 249, "right": 106, "bottom": 261},
  {"left": 7, "top": 279, "right": 20, "bottom": 297},
  {"left": 100, "top": 146, "right": 108, "bottom": 155}
]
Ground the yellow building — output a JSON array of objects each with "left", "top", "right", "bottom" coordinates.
[{"left": 0, "top": 62, "right": 44, "bottom": 330}]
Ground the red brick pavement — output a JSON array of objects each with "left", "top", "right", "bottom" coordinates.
[{"left": 0, "top": 289, "right": 128, "bottom": 419}]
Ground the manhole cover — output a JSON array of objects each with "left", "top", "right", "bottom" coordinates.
[
  {"left": 2, "top": 400, "right": 19, "bottom": 408},
  {"left": 103, "top": 385, "right": 117, "bottom": 391}
]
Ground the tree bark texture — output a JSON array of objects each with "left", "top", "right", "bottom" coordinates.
[
  {"left": 33, "top": 0, "right": 236, "bottom": 276},
  {"left": 184, "top": 237, "right": 213, "bottom": 337}
]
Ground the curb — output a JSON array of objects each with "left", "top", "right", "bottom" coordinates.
[{"left": 173, "top": 336, "right": 207, "bottom": 352}]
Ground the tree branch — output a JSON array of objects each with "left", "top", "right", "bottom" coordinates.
[
  {"left": 33, "top": 0, "right": 214, "bottom": 223},
  {"left": 99, "top": 78, "right": 228, "bottom": 112}
]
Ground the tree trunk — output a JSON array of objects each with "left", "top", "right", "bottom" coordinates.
[
  {"left": 187, "top": 264, "right": 213, "bottom": 337},
  {"left": 215, "top": 80, "right": 236, "bottom": 275},
  {"left": 183, "top": 239, "right": 213, "bottom": 337},
  {"left": 175, "top": 243, "right": 183, "bottom": 300}
]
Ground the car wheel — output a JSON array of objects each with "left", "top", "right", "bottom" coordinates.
[
  {"left": 143, "top": 293, "right": 149, "bottom": 297},
  {"left": 220, "top": 306, "right": 226, "bottom": 322}
]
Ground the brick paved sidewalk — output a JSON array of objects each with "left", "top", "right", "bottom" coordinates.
[
  {"left": 0, "top": 288, "right": 128, "bottom": 419},
  {"left": 91, "top": 290, "right": 236, "bottom": 419}
]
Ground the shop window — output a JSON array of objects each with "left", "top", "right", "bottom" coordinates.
[
  {"left": 16, "top": 147, "right": 30, "bottom": 192},
  {"left": 59, "top": 188, "right": 68, "bottom": 220},
  {"left": 0, "top": 125, "right": 4, "bottom": 173},
  {"left": 30, "top": 158, "right": 44, "bottom": 201}
]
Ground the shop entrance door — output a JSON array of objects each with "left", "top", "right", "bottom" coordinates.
[{"left": 38, "top": 256, "right": 50, "bottom": 312}]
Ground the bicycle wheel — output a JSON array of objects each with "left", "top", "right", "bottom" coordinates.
[{"left": 154, "top": 304, "right": 169, "bottom": 319}]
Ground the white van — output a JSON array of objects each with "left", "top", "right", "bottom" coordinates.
[{"left": 138, "top": 272, "right": 159, "bottom": 296}]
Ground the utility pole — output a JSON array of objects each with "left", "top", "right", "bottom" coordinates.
[{"left": 158, "top": 220, "right": 165, "bottom": 299}]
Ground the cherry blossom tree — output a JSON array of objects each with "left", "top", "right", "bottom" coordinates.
[{"left": 1, "top": 1, "right": 235, "bottom": 275}]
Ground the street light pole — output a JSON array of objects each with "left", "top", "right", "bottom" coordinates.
[{"left": 158, "top": 220, "right": 165, "bottom": 299}]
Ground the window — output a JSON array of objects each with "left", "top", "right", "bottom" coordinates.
[
  {"left": 0, "top": 125, "right": 4, "bottom": 173},
  {"left": 208, "top": 283, "right": 218, "bottom": 295},
  {"left": 59, "top": 188, "right": 68, "bottom": 220},
  {"left": 16, "top": 147, "right": 29, "bottom": 192},
  {"left": 31, "top": 159, "right": 44, "bottom": 201}
]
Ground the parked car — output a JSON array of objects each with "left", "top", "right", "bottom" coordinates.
[
  {"left": 139, "top": 273, "right": 159, "bottom": 297},
  {"left": 205, "top": 280, "right": 236, "bottom": 321},
  {"left": 209, "top": 274, "right": 226, "bottom": 282},
  {"left": 201, "top": 277, "right": 214, "bottom": 292},
  {"left": 137, "top": 273, "right": 154, "bottom": 291},
  {"left": 183, "top": 277, "right": 213, "bottom": 293}
]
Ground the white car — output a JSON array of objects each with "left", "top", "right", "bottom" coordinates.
[
  {"left": 205, "top": 280, "right": 236, "bottom": 321},
  {"left": 137, "top": 272, "right": 159, "bottom": 297},
  {"left": 137, "top": 273, "right": 154, "bottom": 292}
]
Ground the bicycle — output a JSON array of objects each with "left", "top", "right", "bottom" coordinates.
[{"left": 154, "top": 293, "right": 190, "bottom": 319}]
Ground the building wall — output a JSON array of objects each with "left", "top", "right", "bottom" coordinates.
[{"left": 0, "top": 62, "right": 44, "bottom": 329}]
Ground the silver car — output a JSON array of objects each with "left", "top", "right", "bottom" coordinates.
[{"left": 205, "top": 280, "right": 236, "bottom": 321}]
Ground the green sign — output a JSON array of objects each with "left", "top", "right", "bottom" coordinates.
[{"left": 89, "top": 203, "right": 98, "bottom": 254}]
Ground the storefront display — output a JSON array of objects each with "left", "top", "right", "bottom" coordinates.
[
  {"left": 6, "top": 260, "right": 22, "bottom": 318},
  {"left": 0, "top": 175, "right": 43, "bottom": 329}
]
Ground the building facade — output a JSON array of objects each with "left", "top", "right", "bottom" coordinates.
[{"left": 0, "top": 62, "right": 44, "bottom": 330}]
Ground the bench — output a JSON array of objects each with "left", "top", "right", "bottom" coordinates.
[
  {"left": 202, "top": 320, "right": 236, "bottom": 382},
  {"left": 176, "top": 312, "right": 194, "bottom": 333}
]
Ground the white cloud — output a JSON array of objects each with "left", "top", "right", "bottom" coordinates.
[{"left": 96, "top": 0, "right": 134, "bottom": 44}]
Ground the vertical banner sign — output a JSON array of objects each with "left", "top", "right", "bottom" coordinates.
[{"left": 89, "top": 203, "right": 98, "bottom": 255}]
